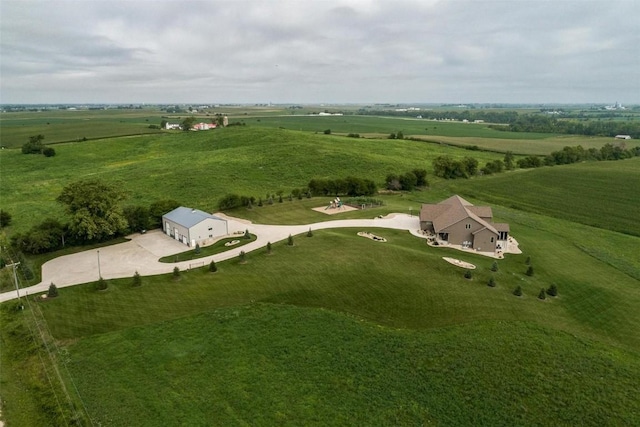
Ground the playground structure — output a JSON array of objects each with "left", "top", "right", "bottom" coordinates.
[{"left": 325, "top": 197, "right": 344, "bottom": 210}]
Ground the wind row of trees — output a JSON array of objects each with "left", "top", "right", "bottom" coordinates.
[
  {"left": 492, "top": 115, "right": 640, "bottom": 139},
  {"left": 9, "top": 179, "right": 180, "bottom": 255},
  {"left": 385, "top": 169, "right": 428, "bottom": 191}
]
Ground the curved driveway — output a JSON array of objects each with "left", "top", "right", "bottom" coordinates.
[{"left": 0, "top": 213, "right": 422, "bottom": 303}]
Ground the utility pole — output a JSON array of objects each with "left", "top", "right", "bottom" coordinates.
[
  {"left": 97, "top": 250, "right": 102, "bottom": 279},
  {"left": 6, "top": 261, "right": 23, "bottom": 309}
]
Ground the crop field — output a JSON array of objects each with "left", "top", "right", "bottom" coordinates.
[
  {"left": 450, "top": 157, "right": 640, "bottom": 237},
  {"left": 0, "top": 109, "right": 166, "bottom": 147},
  {"left": 1, "top": 123, "right": 640, "bottom": 425},
  {"left": 242, "top": 114, "right": 555, "bottom": 139}
]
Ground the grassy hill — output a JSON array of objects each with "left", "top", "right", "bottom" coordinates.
[
  {"left": 1, "top": 125, "right": 640, "bottom": 425},
  {"left": 0, "top": 127, "right": 503, "bottom": 234}
]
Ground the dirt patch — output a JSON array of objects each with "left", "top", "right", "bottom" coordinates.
[
  {"left": 443, "top": 257, "right": 476, "bottom": 269},
  {"left": 312, "top": 205, "right": 359, "bottom": 215}
]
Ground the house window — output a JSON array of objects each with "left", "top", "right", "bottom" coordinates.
[
  {"left": 465, "top": 223, "right": 471, "bottom": 229},
  {"left": 208, "top": 227, "right": 213, "bottom": 231},
  {"left": 491, "top": 237, "right": 494, "bottom": 243}
]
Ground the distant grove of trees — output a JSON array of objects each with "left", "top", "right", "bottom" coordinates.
[{"left": 492, "top": 115, "right": 640, "bottom": 139}]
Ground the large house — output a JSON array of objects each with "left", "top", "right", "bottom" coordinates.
[
  {"left": 419, "top": 195, "right": 509, "bottom": 253},
  {"left": 162, "top": 207, "right": 228, "bottom": 247}
]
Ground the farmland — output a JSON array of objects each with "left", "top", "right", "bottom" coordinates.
[{"left": 1, "top": 113, "right": 640, "bottom": 426}]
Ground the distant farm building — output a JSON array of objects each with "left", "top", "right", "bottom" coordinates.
[
  {"left": 615, "top": 135, "right": 632, "bottom": 140},
  {"left": 192, "top": 122, "right": 216, "bottom": 131},
  {"left": 165, "top": 123, "right": 181, "bottom": 130},
  {"left": 162, "top": 207, "right": 228, "bottom": 247},
  {"left": 420, "top": 195, "right": 509, "bottom": 253}
]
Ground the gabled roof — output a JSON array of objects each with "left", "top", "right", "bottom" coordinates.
[
  {"left": 163, "top": 207, "right": 225, "bottom": 229},
  {"left": 420, "top": 195, "right": 499, "bottom": 235}
]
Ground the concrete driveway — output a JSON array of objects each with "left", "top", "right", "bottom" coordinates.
[{"left": 1, "top": 213, "right": 422, "bottom": 303}]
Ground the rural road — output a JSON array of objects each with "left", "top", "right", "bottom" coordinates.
[{"left": 0, "top": 213, "right": 423, "bottom": 303}]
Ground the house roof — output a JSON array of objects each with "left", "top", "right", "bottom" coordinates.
[
  {"left": 163, "top": 207, "right": 225, "bottom": 229},
  {"left": 420, "top": 195, "right": 500, "bottom": 235}
]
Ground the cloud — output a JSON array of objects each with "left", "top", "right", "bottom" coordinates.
[{"left": 1, "top": 0, "right": 638, "bottom": 104}]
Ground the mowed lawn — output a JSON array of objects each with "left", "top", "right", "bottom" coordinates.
[
  {"left": 66, "top": 304, "right": 640, "bottom": 427},
  {"left": 32, "top": 218, "right": 640, "bottom": 425}
]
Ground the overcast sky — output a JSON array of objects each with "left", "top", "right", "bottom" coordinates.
[{"left": 1, "top": 0, "right": 638, "bottom": 104}]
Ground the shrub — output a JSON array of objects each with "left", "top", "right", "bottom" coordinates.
[
  {"left": 239, "top": 250, "right": 246, "bottom": 263},
  {"left": 538, "top": 288, "right": 546, "bottom": 300},
  {"left": 194, "top": 243, "right": 201, "bottom": 254},
  {"left": 21, "top": 135, "right": 44, "bottom": 154},
  {"left": 490, "top": 261, "right": 498, "bottom": 272},
  {"left": 132, "top": 271, "right": 142, "bottom": 287},
  {"left": 513, "top": 286, "right": 522, "bottom": 296},
  {"left": 218, "top": 194, "right": 242, "bottom": 210},
  {"left": 546, "top": 284, "right": 558, "bottom": 297},
  {"left": 307, "top": 228, "right": 313, "bottom": 237},
  {"left": 244, "top": 229, "right": 251, "bottom": 239},
  {"left": 526, "top": 266, "right": 534, "bottom": 276},
  {"left": 172, "top": 266, "right": 180, "bottom": 280},
  {"left": 464, "top": 269, "right": 472, "bottom": 279},
  {"left": 47, "top": 283, "right": 58, "bottom": 298},
  {"left": 0, "top": 210, "right": 12, "bottom": 228},
  {"left": 209, "top": 260, "right": 217, "bottom": 273},
  {"left": 323, "top": 129, "right": 331, "bottom": 134},
  {"left": 42, "top": 147, "right": 56, "bottom": 157},
  {"left": 525, "top": 256, "right": 531, "bottom": 265},
  {"left": 96, "top": 277, "right": 107, "bottom": 291},
  {"left": 287, "top": 234, "right": 294, "bottom": 246},
  {"left": 267, "top": 241, "right": 272, "bottom": 254},
  {"left": 488, "top": 277, "right": 496, "bottom": 287}
]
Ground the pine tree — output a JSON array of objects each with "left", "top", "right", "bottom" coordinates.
[
  {"left": 267, "top": 241, "right": 272, "bottom": 254},
  {"left": 239, "top": 250, "right": 246, "bottom": 263},
  {"left": 173, "top": 266, "right": 180, "bottom": 280},
  {"left": 546, "top": 284, "right": 558, "bottom": 297},
  {"left": 464, "top": 269, "right": 472, "bottom": 279},
  {"left": 96, "top": 277, "right": 107, "bottom": 291},
  {"left": 47, "top": 282, "right": 59, "bottom": 298},
  {"left": 307, "top": 228, "right": 313, "bottom": 237},
  {"left": 132, "top": 271, "right": 142, "bottom": 287},
  {"left": 244, "top": 229, "right": 251, "bottom": 239},
  {"left": 538, "top": 288, "right": 546, "bottom": 300},
  {"left": 490, "top": 261, "right": 498, "bottom": 272},
  {"left": 195, "top": 243, "right": 201, "bottom": 254},
  {"left": 526, "top": 266, "right": 534, "bottom": 276},
  {"left": 513, "top": 285, "right": 522, "bottom": 296},
  {"left": 209, "top": 260, "right": 218, "bottom": 272},
  {"left": 488, "top": 277, "right": 496, "bottom": 287},
  {"left": 287, "top": 234, "right": 294, "bottom": 246},
  {"left": 526, "top": 256, "right": 531, "bottom": 265}
]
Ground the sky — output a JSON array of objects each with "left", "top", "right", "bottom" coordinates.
[{"left": 1, "top": 0, "right": 638, "bottom": 105}]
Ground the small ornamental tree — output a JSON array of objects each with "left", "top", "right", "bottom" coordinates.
[
  {"left": 209, "top": 260, "right": 217, "bottom": 273},
  {"left": 287, "top": 234, "right": 294, "bottom": 246},
  {"left": 547, "top": 284, "right": 558, "bottom": 297},
  {"left": 132, "top": 271, "right": 142, "bottom": 287},
  {"left": 42, "top": 147, "right": 56, "bottom": 157},
  {"left": 244, "top": 229, "right": 251, "bottom": 239},
  {"left": 307, "top": 228, "right": 313, "bottom": 237},
  {"left": 96, "top": 277, "right": 107, "bottom": 291},
  {"left": 47, "top": 283, "right": 59, "bottom": 298},
  {"left": 173, "top": 266, "right": 180, "bottom": 280},
  {"left": 488, "top": 277, "right": 496, "bottom": 287},
  {"left": 267, "top": 241, "right": 272, "bottom": 254},
  {"left": 464, "top": 269, "right": 472, "bottom": 280},
  {"left": 239, "top": 250, "right": 246, "bottom": 263},
  {"left": 0, "top": 210, "right": 11, "bottom": 228},
  {"left": 491, "top": 261, "right": 499, "bottom": 272},
  {"left": 513, "top": 285, "right": 522, "bottom": 296},
  {"left": 538, "top": 288, "right": 546, "bottom": 300},
  {"left": 195, "top": 243, "right": 201, "bottom": 254},
  {"left": 526, "top": 266, "right": 534, "bottom": 276}
]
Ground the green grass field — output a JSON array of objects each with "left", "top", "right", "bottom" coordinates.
[
  {"left": 1, "top": 123, "right": 640, "bottom": 425},
  {"left": 450, "top": 158, "right": 640, "bottom": 237},
  {"left": 0, "top": 127, "right": 503, "bottom": 235}
]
